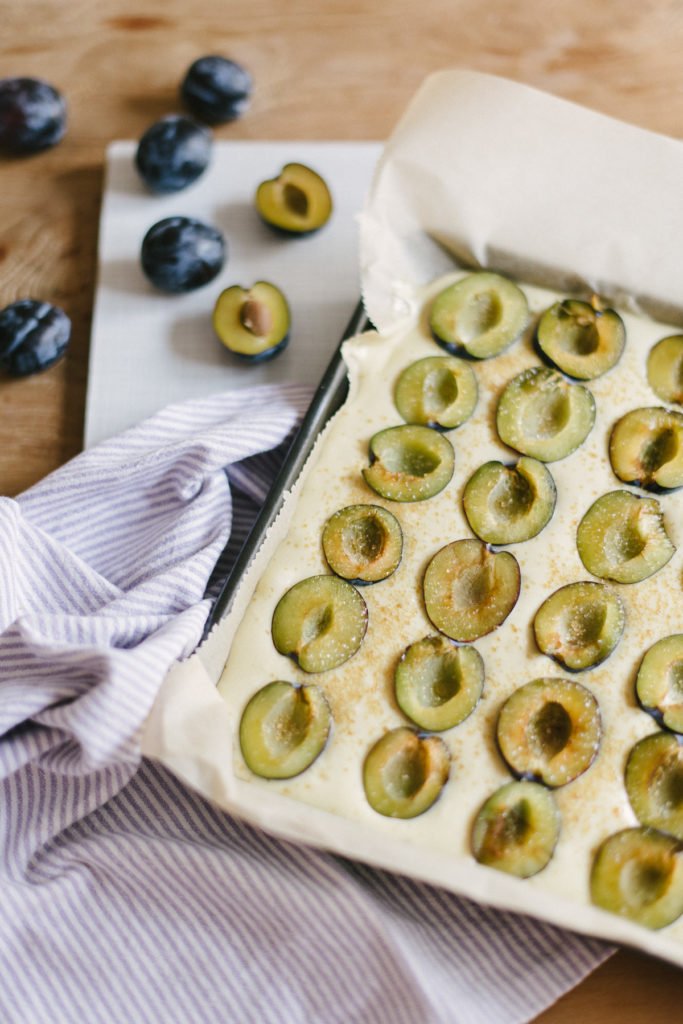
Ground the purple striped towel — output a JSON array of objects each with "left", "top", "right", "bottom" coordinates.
[{"left": 0, "top": 383, "right": 610, "bottom": 1024}]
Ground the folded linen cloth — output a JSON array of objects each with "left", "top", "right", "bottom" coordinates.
[{"left": 0, "top": 384, "right": 610, "bottom": 1024}]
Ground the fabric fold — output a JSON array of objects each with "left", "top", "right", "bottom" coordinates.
[{"left": 0, "top": 383, "right": 610, "bottom": 1024}]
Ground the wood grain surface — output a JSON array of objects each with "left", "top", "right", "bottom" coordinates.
[{"left": 3, "top": 0, "right": 683, "bottom": 1018}]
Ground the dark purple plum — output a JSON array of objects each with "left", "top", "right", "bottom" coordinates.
[
  {"left": 0, "top": 78, "right": 66, "bottom": 153},
  {"left": 180, "top": 56, "right": 252, "bottom": 124},
  {"left": 140, "top": 217, "right": 226, "bottom": 293},
  {"left": 135, "top": 115, "right": 212, "bottom": 194},
  {"left": 0, "top": 300, "right": 71, "bottom": 376}
]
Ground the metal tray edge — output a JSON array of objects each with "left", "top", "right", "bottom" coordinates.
[{"left": 203, "top": 300, "right": 371, "bottom": 639}]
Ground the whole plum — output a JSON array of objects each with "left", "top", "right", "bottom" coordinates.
[
  {"left": 140, "top": 216, "right": 226, "bottom": 293},
  {"left": 180, "top": 56, "right": 252, "bottom": 124},
  {"left": 0, "top": 78, "right": 66, "bottom": 153},
  {"left": 0, "top": 300, "right": 71, "bottom": 375},
  {"left": 135, "top": 115, "right": 212, "bottom": 194}
]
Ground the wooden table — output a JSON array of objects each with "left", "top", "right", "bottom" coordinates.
[{"left": 3, "top": 1, "right": 683, "bottom": 1018}]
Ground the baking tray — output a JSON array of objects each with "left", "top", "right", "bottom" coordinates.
[
  {"left": 190, "top": 275, "right": 683, "bottom": 970},
  {"left": 204, "top": 300, "right": 370, "bottom": 636},
  {"left": 143, "top": 73, "right": 683, "bottom": 970}
]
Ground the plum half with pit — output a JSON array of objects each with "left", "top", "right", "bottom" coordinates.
[
  {"left": 213, "top": 281, "right": 290, "bottom": 362},
  {"left": 394, "top": 355, "right": 477, "bottom": 430},
  {"left": 140, "top": 216, "right": 225, "bottom": 293},
  {"left": 271, "top": 575, "right": 367, "bottom": 673},
  {"left": 180, "top": 55, "right": 252, "bottom": 123},
  {"left": 0, "top": 77, "right": 66, "bottom": 153},
  {"left": 462, "top": 457, "right": 556, "bottom": 545},
  {"left": 636, "top": 635, "right": 683, "bottom": 733},
  {"left": 256, "top": 163, "right": 332, "bottom": 235},
  {"left": 626, "top": 732, "right": 683, "bottom": 841},
  {"left": 533, "top": 582, "right": 625, "bottom": 671},
  {"left": 239, "top": 681, "right": 331, "bottom": 779},
  {"left": 647, "top": 336, "right": 683, "bottom": 405},
  {"left": 423, "top": 539, "right": 520, "bottom": 643},
  {"left": 496, "top": 677, "right": 601, "bottom": 787},
  {"left": 609, "top": 407, "right": 683, "bottom": 491},
  {"left": 0, "top": 299, "right": 71, "bottom": 376},
  {"left": 590, "top": 827, "right": 683, "bottom": 929},
  {"left": 576, "top": 490, "right": 674, "bottom": 584},
  {"left": 362, "top": 425, "right": 454, "bottom": 502},
  {"left": 322, "top": 504, "right": 403, "bottom": 584},
  {"left": 429, "top": 272, "right": 530, "bottom": 359},
  {"left": 362, "top": 727, "right": 450, "bottom": 819},
  {"left": 536, "top": 297, "right": 625, "bottom": 380},
  {"left": 135, "top": 115, "right": 212, "bottom": 194},
  {"left": 472, "top": 780, "right": 560, "bottom": 878},
  {"left": 394, "top": 634, "right": 484, "bottom": 731},
  {"left": 496, "top": 366, "right": 596, "bottom": 462}
]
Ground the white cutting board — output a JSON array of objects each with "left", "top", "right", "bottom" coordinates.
[{"left": 85, "top": 140, "right": 382, "bottom": 447}]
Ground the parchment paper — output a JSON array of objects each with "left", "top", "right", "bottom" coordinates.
[
  {"left": 142, "top": 71, "right": 683, "bottom": 966},
  {"left": 359, "top": 70, "right": 683, "bottom": 331}
]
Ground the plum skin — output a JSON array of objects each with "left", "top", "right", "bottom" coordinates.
[
  {"left": 0, "top": 300, "right": 71, "bottom": 376},
  {"left": 135, "top": 115, "right": 212, "bottom": 194},
  {"left": 180, "top": 56, "right": 252, "bottom": 123},
  {"left": 140, "top": 216, "right": 226, "bottom": 293},
  {"left": 230, "top": 338, "right": 289, "bottom": 363},
  {"left": 0, "top": 77, "right": 66, "bottom": 153}
]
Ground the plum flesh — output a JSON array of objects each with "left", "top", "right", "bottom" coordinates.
[
  {"left": 423, "top": 539, "right": 520, "bottom": 642},
  {"left": 429, "top": 272, "right": 529, "bottom": 360},
  {"left": 213, "top": 281, "right": 290, "bottom": 362},
  {"left": 271, "top": 575, "right": 367, "bottom": 673},
  {"left": 239, "top": 681, "right": 331, "bottom": 779},
  {"left": 322, "top": 504, "right": 403, "bottom": 584},
  {"left": 472, "top": 780, "right": 560, "bottom": 878},
  {"left": 394, "top": 634, "right": 484, "bottom": 731},
  {"left": 577, "top": 490, "right": 674, "bottom": 584},
  {"left": 496, "top": 677, "right": 601, "bottom": 787},
  {"left": 363, "top": 727, "right": 450, "bottom": 818},
  {"left": 591, "top": 827, "right": 683, "bottom": 929}
]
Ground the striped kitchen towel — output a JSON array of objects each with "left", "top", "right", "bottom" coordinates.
[{"left": 0, "top": 384, "right": 610, "bottom": 1024}]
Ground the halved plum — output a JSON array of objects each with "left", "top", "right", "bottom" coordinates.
[
  {"left": 636, "top": 635, "right": 683, "bottom": 733},
  {"left": 394, "top": 634, "right": 484, "bottom": 731},
  {"left": 462, "top": 456, "right": 556, "bottom": 545},
  {"left": 496, "top": 367, "right": 596, "bottom": 462},
  {"left": 590, "top": 827, "right": 683, "bottom": 929},
  {"left": 362, "top": 425, "right": 454, "bottom": 502},
  {"left": 423, "top": 539, "right": 520, "bottom": 643},
  {"left": 429, "top": 271, "right": 530, "bottom": 359},
  {"left": 239, "top": 680, "right": 331, "bottom": 779},
  {"left": 271, "top": 575, "right": 367, "bottom": 673},
  {"left": 213, "top": 281, "right": 290, "bottom": 361},
  {"left": 536, "top": 297, "right": 625, "bottom": 380},
  {"left": 533, "top": 582, "right": 625, "bottom": 671},
  {"left": 576, "top": 490, "right": 675, "bottom": 584},
  {"left": 362, "top": 726, "right": 450, "bottom": 818},
  {"left": 609, "top": 407, "right": 683, "bottom": 491},
  {"left": 626, "top": 732, "right": 683, "bottom": 841},
  {"left": 322, "top": 504, "right": 402, "bottom": 584},
  {"left": 394, "top": 355, "right": 477, "bottom": 430},
  {"left": 471, "top": 780, "right": 560, "bottom": 878},
  {"left": 256, "top": 163, "right": 332, "bottom": 234},
  {"left": 496, "top": 677, "right": 601, "bottom": 787},
  {"left": 647, "top": 336, "right": 683, "bottom": 405}
]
